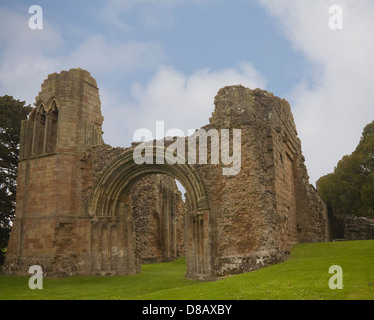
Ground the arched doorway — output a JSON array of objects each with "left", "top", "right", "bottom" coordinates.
[{"left": 89, "top": 146, "right": 212, "bottom": 280}]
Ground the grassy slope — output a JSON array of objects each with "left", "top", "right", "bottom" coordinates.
[{"left": 0, "top": 240, "right": 373, "bottom": 300}]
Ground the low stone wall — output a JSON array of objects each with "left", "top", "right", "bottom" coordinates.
[{"left": 332, "top": 214, "right": 374, "bottom": 240}]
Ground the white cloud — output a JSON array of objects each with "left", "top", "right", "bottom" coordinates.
[
  {"left": 101, "top": 62, "right": 267, "bottom": 147},
  {"left": 0, "top": 7, "right": 63, "bottom": 104},
  {"left": 0, "top": 8, "right": 165, "bottom": 106},
  {"left": 257, "top": 0, "right": 374, "bottom": 185}
]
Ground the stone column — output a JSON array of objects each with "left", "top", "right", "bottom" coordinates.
[
  {"left": 160, "top": 187, "right": 172, "bottom": 261},
  {"left": 184, "top": 210, "right": 195, "bottom": 278},
  {"left": 110, "top": 223, "right": 119, "bottom": 273},
  {"left": 100, "top": 221, "right": 110, "bottom": 273},
  {"left": 90, "top": 219, "right": 102, "bottom": 274},
  {"left": 116, "top": 202, "right": 139, "bottom": 275},
  {"left": 170, "top": 192, "right": 177, "bottom": 259},
  {"left": 185, "top": 209, "right": 212, "bottom": 280}
]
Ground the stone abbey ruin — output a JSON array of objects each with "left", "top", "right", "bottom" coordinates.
[{"left": 4, "top": 68, "right": 330, "bottom": 280}]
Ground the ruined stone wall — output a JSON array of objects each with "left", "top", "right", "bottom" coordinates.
[
  {"left": 206, "top": 87, "right": 278, "bottom": 275},
  {"left": 132, "top": 176, "right": 163, "bottom": 263},
  {"left": 75, "top": 83, "right": 330, "bottom": 278},
  {"left": 332, "top": 214, "right": 374, "bottom": 240},
  {"left": 207, "top": 86, "right": 330, "bottom": 276},
  {"left": 4, "top": 69, "right": 330, "bottom": 279},
  {"left": 132, "top": 174, "right": 186, "bottom": 263}
]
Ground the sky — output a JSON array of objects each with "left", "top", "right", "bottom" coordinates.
[{"left": 0, "top": 0, "right": 373, "bottom": 186}]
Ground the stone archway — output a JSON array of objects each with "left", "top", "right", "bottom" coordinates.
[{"left": 89, "top": 146, "right": 213, "bottom": 280}]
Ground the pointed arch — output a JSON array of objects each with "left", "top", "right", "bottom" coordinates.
[
  {"left": 31, "top": 101, "right": 46, "bottom": 155},
  {"left": 45, "top": 97, "right": 59, "bottom": 153},
  {"left": 89, "top": 146, "right": 213, "bottom": 280},
  {"left": 46, "top": 96, "right": 59, "bottom": 115},
  {"left": 90, "top": 147, "right": 209, "bottom": 216},
  {"left": 29, "top": 98, "right": 60, "bottom": 155}
]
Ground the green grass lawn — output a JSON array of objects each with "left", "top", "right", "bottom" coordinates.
[{"left": 1, "top": 240, "right": 373, "bottom": 300}]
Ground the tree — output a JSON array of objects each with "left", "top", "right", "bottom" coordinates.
[
  {"left": 0, "top": 96, "right": 31, "bottom": 265},
  {"left": 317, "top": 120, "right": 374, "bottom": 217}
]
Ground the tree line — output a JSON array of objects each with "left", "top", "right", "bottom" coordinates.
[
  {"left": 0, "top": 96, "right": 31, "bottom": 265},
  {"left": 317, "top": 120, "right": 374, "bottom": 217}
]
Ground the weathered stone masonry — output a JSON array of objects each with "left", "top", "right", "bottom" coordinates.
[
  {"left": 4, "top": 68, "right": 330, "bottom": 279},
  {"left": 331, "top": 213, "right": 374, "bottom": 241}
]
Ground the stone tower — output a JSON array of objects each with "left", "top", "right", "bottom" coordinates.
[{"left": 5, "top": 69, "right": 104, "bottom": 275}]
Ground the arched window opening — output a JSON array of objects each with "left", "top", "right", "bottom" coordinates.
[
  {"left": 31, "top": 104, "right": 46, "bottom": 155},
  {"left": 29, "top": 100, "right": 59, "bottom": 156},
  {"left": 45, "top": 100, "right": 59, "bottom": 153}
]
